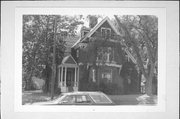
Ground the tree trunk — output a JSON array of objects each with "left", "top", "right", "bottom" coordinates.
[
  {"left": 25, "top": 69, "right": 34, "bottom": 90},
  {"left": 51, "top": 17, "right": 57, "bottom": 100},
  {"left": 145, "top": 63, "right": 155, "bottom": 95}
]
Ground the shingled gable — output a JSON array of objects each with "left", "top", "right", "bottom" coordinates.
[
  {"left": 71, "top": 16, "right": 120, "bottom": 48},
  {"left": 71, "top": 16, "right": 137, "bottom": 64},
  {"left": 61, "top": 55, "right": 77, "bottom": 65}
]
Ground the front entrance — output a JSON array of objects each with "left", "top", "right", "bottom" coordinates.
[
  {"left": 58, "top": 55, "right": 79, "bottom": 93},
  {"left": 66, "top": 68, "right": 75, "bottom": 92}
]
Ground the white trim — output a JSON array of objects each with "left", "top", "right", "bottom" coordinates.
[
  {"left": 61, "top": 55, "right": 77, "bottom": 65},
  {"left": 70, "top": 55, "right": 78, "bottom": 65},
  {"left": 85, "top": 17, "right": 120, "bottom": 39},
  {"left": 64, "top": 67, "right": 67, "bottom": 87},
  {"left": 96, "top": 62, "right": 122, "bottom": 68},
  {"left": 58, "top": 68, "right": 61, "bottom": 88},
  {"left": 78, "top": 62, "right": 84, "bottom": 65},
  {"left": 75, "top": 67, "right": 77, "bottom": 87},
  {"left": 71, "top": 37, "right": 81, "bottom": 48},
  {"left": 60, "top": 66, "right": 63, "bottom": 87},
  {"left": 58, "top": 64, "right": 78, "bottom": 68},
  {"left": 101, "top": 27, "right": 111, "bottom": 38},
  {"left": 71, "top": 17, "right": 120, "bottom": 48}
]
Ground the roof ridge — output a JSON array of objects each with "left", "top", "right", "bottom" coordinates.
[{"left": 72, "top": 16, "right": 120, "bottom": 48}]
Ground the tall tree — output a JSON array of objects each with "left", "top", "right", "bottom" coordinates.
[
  {"left": 114, "top": 15, "right": 158, "bottom": 95},
  {"left": 23, "top": 15, "right": 83, "bottom": 91}
]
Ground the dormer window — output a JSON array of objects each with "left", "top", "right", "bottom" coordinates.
[
  {"left": 82, "top": 31, "right": 89, "bottom": 37},
  {"left": 80, "top": 26, "right": 90, "bottom": 38},
  {"left": 101, "top": 27, "right": 111, "bottom": 39}
]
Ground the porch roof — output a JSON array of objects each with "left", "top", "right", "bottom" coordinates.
[{"left": 59, "top": 55, "right": 78, "bottom": 67}]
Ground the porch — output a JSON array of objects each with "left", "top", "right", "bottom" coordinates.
[{"left": 58, "top": 55, "right": 79, "bottom": 93}]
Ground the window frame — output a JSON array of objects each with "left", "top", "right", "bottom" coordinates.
[
  {"left": 97, "top": 47, "right": 114, "bottom": 63},
  {"left": 75, "top": 95, "right": 93, "bottom": 104},
  {"left": 101, "top": 69, "right": 113, "bottom": 83},
  {"left": 101, "top": 27, "right": 111, "bottom": 38}
]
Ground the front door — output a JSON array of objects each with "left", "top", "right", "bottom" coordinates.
[{"left": 66, "top": 68, "right": 75, "bottom": 92}]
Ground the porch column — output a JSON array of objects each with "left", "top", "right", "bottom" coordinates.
[
  {"left": 74, "top": 67, "right": 77, "bottom": 86},
  {"left": 61, "top": 66, "right": 63, "bottom": 87},
  {"left": 58, "top": 67, "right": 60, "bottom": 87},
  {"left": 77, "top": 67, "right": 79, "bottom": 88},
  {"left": 64, "top": 66, "right": 67, "bottom": 87}
]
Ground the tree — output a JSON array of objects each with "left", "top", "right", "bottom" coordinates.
[
  {"left": 114, "top": 15, "right": 158, "bottom": 95},
  {"left": 23, "top": 15, "right": 83, "bottom": 92}
]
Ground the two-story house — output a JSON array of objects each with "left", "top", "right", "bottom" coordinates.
[{"left": 57, "top": 17, "right": 139, "bottom": 94}]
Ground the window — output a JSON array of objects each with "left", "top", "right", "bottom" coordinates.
[
  {"left": 83, "top": 31, "right": 89, "bottom": 36},
  {"left": 61, "top": 95, "right": 76, "bottom": 104},
  {"left": 76, "top": 95, "right": 92, "bottom": 103},
  {"left": 102, "top": 69, "right": 112, "bottom": 82},
  {"left": 101, "top": 27, "right": 111, "bottom": 39},
  {"left": 81, "top": 30, "right": 89, "bottom": 38},
  {"left": 92, "top": 69, "right": 96, "bottom": 82},
  {"left": 89, "top": 94, "right": 111, "bottom": 103},
  {"left": 97, "top": 47, "right": 114, "bottom": 63}
]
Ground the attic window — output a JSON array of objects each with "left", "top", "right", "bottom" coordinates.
[
  {"left": 81, "top": 30, "right": 89, "bottom": 38},
  {"left": 101, "top": 27, "right": 111, "bottom": 39},
  {"left": 83, "top": 31, "right": 88, "bottom": 36}
]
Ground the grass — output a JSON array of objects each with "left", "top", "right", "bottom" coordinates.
[{"left": 22, "top": 90, "right": 58, "bottom": 105}]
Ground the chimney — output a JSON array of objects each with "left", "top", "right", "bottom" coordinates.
[{"left": 89, "top": 15, "right": 98, "bottom": 29}]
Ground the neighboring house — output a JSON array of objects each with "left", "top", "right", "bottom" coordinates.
[{"left": 57, "top": 17, "right": 140, "bottom": 94}]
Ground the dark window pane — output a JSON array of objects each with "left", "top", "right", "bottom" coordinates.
[
  {"left": 76, "top": 95, "right": 92, "bottom": 103},
  {"left": 61, "top": 95, "right": 76, "bottom": 103},
  {"left": 89, "top": 94, "right": 111, "bottom": 103}
]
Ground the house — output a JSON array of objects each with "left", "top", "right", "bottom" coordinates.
[{"left": 57, "top": 17, "right": 140, "bottom": 94}]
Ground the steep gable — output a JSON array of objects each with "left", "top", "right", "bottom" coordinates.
[
  {"left": 81, "top": 17, "right": 120, "bottom": 42},
  {"left": 72, "top": 17, "right": 120, "bottom": 48},
  {"left": 62, "top": 55, "right": 77, "bottom": 65},
  {"left": 91, "top": 20, "right": 116, "bottom": 37}
]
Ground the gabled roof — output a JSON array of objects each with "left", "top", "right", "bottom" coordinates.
[
  {"left": 83, "top": 16, "right": 120, "bottom": 39},
  {"left": 72, "top": 17, "right": 120, "bottom": 48},
  {"left": 71, "top": 17, "right": 137, "bottom": 64},
  {"left": 61, "top": 55, "right": 77, "bottom": 65}
]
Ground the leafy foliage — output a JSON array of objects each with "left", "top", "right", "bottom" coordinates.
[
  {"left": 23, "top": 15, "right": 83, "bottom": 91},
  {"left": 115, "top": 15, "right": 158, "bottom": 95}
]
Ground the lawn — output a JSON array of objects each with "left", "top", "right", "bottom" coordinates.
[{"left": 22, "top": 90, "right": 58, "bottom": 105}]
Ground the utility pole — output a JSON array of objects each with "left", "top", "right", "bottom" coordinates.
[{"left": 51, "top": 16, "right": 57, "bottom": 100}]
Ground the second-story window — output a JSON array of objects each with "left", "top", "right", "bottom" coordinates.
[
  {"left": 97, "top": 47, "right": 114, "bottom": 63},
  {"left": 101, "top": 27, "right": 111, "bottom": 39}
]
